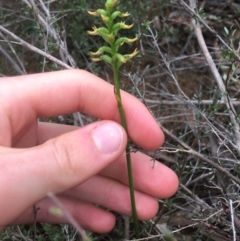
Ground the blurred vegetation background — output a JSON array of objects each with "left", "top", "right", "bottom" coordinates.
[{"left": 1, "top": 0, "right": 240, "bottom": 240}]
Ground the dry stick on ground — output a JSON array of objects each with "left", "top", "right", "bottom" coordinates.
[
  {"left": 159, "top": 123, "right": 240, "bottom": 185},
  {"left": 187, "top": 0, "right": 240, "bottom": 156},
  {"left": 145, "top": 99, "right": 240, "bottom": 106},
  {"left": 138, "top": 24, "right": 240, "bottom": 184},
  {"left": 21, "top": 0, "right": 84, "bottom": 125},
  {"left": 21, "top": 0, "right": 76, "bottom": 68},
  {"left": 0, "top": 26, "right": 72, "bottom": 70},
  {"left": 179, "top": 183, "right": 210, "bottom": 208},
  {"left": 4, "top": 0, "right": 75, "bottom": 69},
  {"left": 145, "top": 25, "right": 190, "bottom": 101},
  {"left": 230, "top": 199, "right": 237, "bottom": 241},
  {"left": 179, "top": 0, "right": 240, "bottom": 62},
  {"left": 0, "top": 45, "right": 25, "bottom": 75},
  {"left": 0, "top": 32, "right": 27, "bottom": 75},
  {"left": 126, "top": 44, "right": 240, "bottom": 186}
]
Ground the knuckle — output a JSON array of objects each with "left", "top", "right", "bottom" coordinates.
[{"left": 51, "top": 137, "right": 78, "bottom": 177}]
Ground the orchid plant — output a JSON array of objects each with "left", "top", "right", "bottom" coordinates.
[{"left": 88, "top": 0, "right": 139, "bottom": 238}]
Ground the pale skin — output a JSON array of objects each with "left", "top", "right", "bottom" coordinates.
[{"left": 0, "top": 69, "right": 178, "bottom": 233}]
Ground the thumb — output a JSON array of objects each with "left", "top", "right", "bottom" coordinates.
[{"left": 0, "top": 121, "right": 126, "bottom": 227}]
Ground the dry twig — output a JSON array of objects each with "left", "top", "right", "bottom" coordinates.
[{"left": 0, "top": 25, "right": 72, "bottom": 70}]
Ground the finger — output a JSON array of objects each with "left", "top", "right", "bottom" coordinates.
[
  {"left": 11, "top": 197, "right": 115, "bottom": 233},
  {"left": 0, "top": 121, "right": 126, "bottom": 229},
  {"left": 64, "top": 175, "right": 159, "bottom": 221},
  {"left": 2, "top": 70, "right": 163, "bottom": 150},
  {"left": 101, "top": 152, "right": 179, "bottom": 198},
  {"left": 37, "top": 123, "right": 178, "bottom": 198},
  {"left": 37, "top": 122, "right": 79, "bottom": 145}
]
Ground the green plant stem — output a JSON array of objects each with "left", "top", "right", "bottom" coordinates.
[{"left": 112, "top": 61, "right": 139, "bottom": 239}]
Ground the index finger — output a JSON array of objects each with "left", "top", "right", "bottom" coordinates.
[{"left": 3, "top": 70, "right": 164, "bottom": 150}]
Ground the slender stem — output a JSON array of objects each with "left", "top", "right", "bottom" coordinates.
[{"left": 112, "top": 61, "right": 139, "bottom": 239}]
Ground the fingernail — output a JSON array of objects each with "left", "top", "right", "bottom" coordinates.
[{"left": 92, "top": 122, "right": 123, "bottom": 154}]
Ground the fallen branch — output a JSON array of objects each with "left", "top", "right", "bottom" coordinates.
[
  {"left": 188, "top": 0, "right": 240, "bottom": 156},
  {"left": 159, "top": 123, "right": 240, "bottom": 185}
]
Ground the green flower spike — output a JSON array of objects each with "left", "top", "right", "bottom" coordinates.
[{"left": 88, "top": 0, "right": 139, "bottom": 238}]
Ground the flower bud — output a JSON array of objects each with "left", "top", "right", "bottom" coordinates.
[
  {"left": 105, "top": 0, "right": 117, "bottom": 10},
  {"left": 119, "top": 12, "right": 130, "bottom": 17}
]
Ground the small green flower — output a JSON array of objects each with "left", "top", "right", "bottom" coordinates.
[
  {"left": 87, "top": 9, "right": 107, "bottom": 16},
  {"left": 88, "top": 26, "right": 109, "bottom": 36},
  {"left": 92, "top": 55, "right": 113, "bottom": 65},
  {"left": 126, "top": 48, "right": 139, "bottom": 59},
  {"left": 111, "top": 11, "right": 129, "bottom": 20},
  {"left": 90, "top": 46, "right": 112, "bottom": 56},
  {"left": 111, "top": 22, "right": 133, "bottom": 35},
  {"left": 115, "top": 37, "right": 138, "bottom": 46},
  {"left": 119, "top": 12, "right": 130, "bottom": 17},
  {"left": 87, "top": 26, "right": 98, "bottom": 35},
  {"left": 118, "top": 21, "right": 133, "bottom": 29},
  {"left": 115, "top": 48, "right": 138, "bottom": 68}
]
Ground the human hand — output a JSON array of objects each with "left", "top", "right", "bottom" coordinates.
[{"left": 0, "top": 70, "right": 178, "bottom": 233}]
